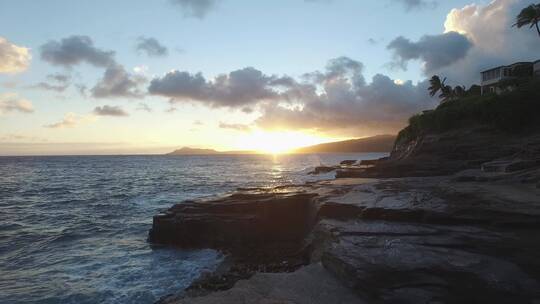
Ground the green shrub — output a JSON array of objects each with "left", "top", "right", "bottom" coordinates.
[{"left": 397, "top": 79, "right": 540, "bottom": 143}]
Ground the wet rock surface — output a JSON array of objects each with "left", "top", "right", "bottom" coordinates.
[{"left": 164, "top": 263, "right": 364, "bottom": 304}]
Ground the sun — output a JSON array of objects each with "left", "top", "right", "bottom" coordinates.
[{"left": 235, "top": 130, "right": 329, "bottom": 154}]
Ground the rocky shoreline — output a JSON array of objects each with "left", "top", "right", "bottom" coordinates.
[{"left": 150, "top": 126, "right": 540, "bottom": 303}]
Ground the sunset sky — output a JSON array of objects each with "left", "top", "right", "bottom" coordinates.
[{"left": 1, "top": 0, "right": 539, "bottom": 155}]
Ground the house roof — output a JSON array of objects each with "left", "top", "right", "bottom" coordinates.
[{"left": 480, "top": 61, "right": 534, "bottom": 73}]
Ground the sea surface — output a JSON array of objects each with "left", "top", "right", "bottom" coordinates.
[{"left": 0, "top": 153, "right": 386, "bottom": 304}]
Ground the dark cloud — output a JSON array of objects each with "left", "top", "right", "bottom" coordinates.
[
  {"left": 218, "top": 122, "right": 251, "bottom": 132},
  {"left": 367, "top": 38, "right": 378, "bottom": 45},
  {"left": 148, "top": 67, "right": 292, "bottom": 108},
  {"left": 91, "top": 64, "right": 146, "bottom": 98},
  {"left": 148, "top": 56, "right": 436, "bottom": 136},
  {"left": 241, "top": 107, "right": 254, "bottom": 114},
  {"left": 40, "top": 35, "right": 146, "bottom": 98},
  {"left": 93, "top": 105, "right": 129, "bottom": 117},
  {"left": 170, "top": 0, "right": 217, "bottom": 19},
  {"left": 387, "top": 31, "right": 473, "bottom": 74},
  {"left": 393, "top": 0, "right": 437, "bottom": 11},
  {"left": 40, "top": 36, "right": 115, "bottom": 68},
  {"left": 30, "top": 82, "right": 69, "bottom": 92},
  {"left": 256, "top": 69, "right": 434, "bottom": 136},
  {"left": 135, "top": 37, "right": 168, "bottom": 57},
  {"left": 29, "top": 73, "right": 71, "bottom": 92},
  {"left": 47, "top": 73, "right": 70, "bottom": 83}
]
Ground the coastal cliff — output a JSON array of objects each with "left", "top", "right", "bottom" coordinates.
[{"left": 150, "top": 85, "right": 540, "bottom": 303}]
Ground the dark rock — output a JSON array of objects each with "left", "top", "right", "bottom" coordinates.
[
  {"left": 481, "top": 160, "right": 511, "bottom": 173},
  {"left": 453, "top": 175, "right": 477, "bottom": 182},
  {"left": 148, "top": 191, "right": 319, "bottom": 259},
  {"left": 358, "top": 159, "right": 378, "bottom": 166},
  {"left": 308, "top": 166, "right": 336, "bottom": 175},
  {"left": 358, "top": 126, "right": 540, "bottom": 178},
  {"left": 316, "top": 202, "right": 363, "bottom": 220},
  {"left": 339, "top": 160, "right": 357, "bottom": 166},
  {"left": 335, "top": 169, "right": 366, "bottom": 178},
  {"left": 319, "top": 220, "right": 540, "bottom": 303},
  {"left": 506, "top": 159, "right": 540, "bottom": 172}
]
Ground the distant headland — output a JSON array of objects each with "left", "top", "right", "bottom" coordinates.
[{"left": 166, "top": 134, "right": 396, "bottom": 155}]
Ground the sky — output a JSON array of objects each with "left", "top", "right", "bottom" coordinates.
[{"left": 1, "top": 0, "right": 539, "bottom": 155}]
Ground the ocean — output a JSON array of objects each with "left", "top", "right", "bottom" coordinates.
[{"left": 0, "top": 153, "right": 386, "bottom": 304}]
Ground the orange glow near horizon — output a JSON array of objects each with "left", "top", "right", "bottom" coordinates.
[{"left": 234, "top": 130, "right": 334, "bottom": 154}]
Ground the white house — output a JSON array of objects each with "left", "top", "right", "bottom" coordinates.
[{"left": 481, "top": 61, "right": 538, "bottom": 95}]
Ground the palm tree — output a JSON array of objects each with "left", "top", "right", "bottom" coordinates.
[
  {"left": 513, "top": 3, "right": 540, "bottom": 37},
  {"left": 428, "top": 75, "right": 446, "bottom": 97},
  {"left": 428, "top": 75, "right": 453, "bottom": 102}
]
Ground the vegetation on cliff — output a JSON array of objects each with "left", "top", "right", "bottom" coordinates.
[{"left": 397, "top": 79, "right": 540, "bottom": 143}]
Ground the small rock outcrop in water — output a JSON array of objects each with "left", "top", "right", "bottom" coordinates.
[
  {"left": 149, "top": 190, "right": 318, "bottom": 260},
  {"left": 308, "top": 166, "right": 337, "bottom": 175}
]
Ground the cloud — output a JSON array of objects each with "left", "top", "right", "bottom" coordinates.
[
  {"left": 0, "top": 37, "right": 31, "bottom": 73},
  {"left": 0, "top": 133, "right": 47, "bottom": 142},
  {"left": 149, "top": 56, "right": 436, "bottom": 136},
  {"left": 392, "top": 0, "right": 437, "bottom": 11},
  {"left": 40, "top": 35, "right": 115, "bottom": 68},
  {"left": 135, "top": 37, "right": 168, "bottom": 57},
  {"left": 438, "top": 0, "right": 540, "bottom": 84},
  {"left": 91, "top": 64, "right": 146, "bottom": 98},
  {"left": 0, "top": 93, "right": 34, "bottom": 114},
  {"left": 2, "top": 81, "right": 18, "bottom": 89},
  {"left": 219, "top": 122, "right": 251, "bottom": 132},
  {"left": 170, "top": 0, "right": 217, "bottom": 19},
  {"left": 133, "top": 65, "right": 149, "bottom": 75},
  {"left": 256, "top": 60, "right": 435, "bottom": 136},
  {"left": 44, "top": 112, "right": 80, "bottom": 129},
  {"left": 148, "top": 67, "right": 292, "bottom": 108},
  {"left": 75, "top": 84, "right": 88, "bottom": 97},
  {"left": 93, "top": 105, "right": 129, "bottom": 117},
  {"left": 47, "top": 73, "right": 70, "bottom": 83},
  {"left": 136, "top": 103, "right": 152, "bottom": 112},
  {"left": 165, "top": 106, "right": 177, "bottom": 113},
  {"left": 29, "top": 73, "right": 71, "bottom": 92},
  {"left": 387, "top": 31, "right": 473, "bottom": 74},
  {"left": 29, "top": 82, "right": 68, "bottom": 92},
  {"left": 388, "top": 0, "right": 540, "bottom": 85},
  {"left": 44, "top": 112, "right": 97, "bottom": 129}
]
